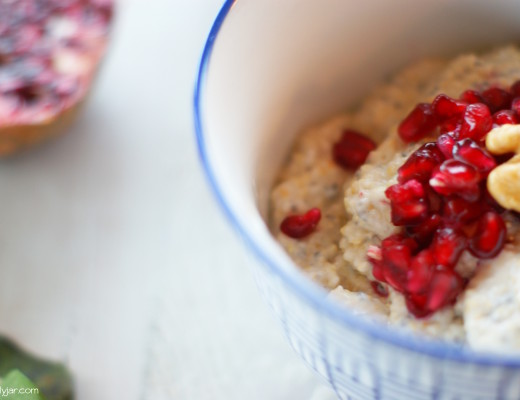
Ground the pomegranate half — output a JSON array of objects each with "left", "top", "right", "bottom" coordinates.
[{"left": 0, "top": 0, "right": 114, "bottom": 155}]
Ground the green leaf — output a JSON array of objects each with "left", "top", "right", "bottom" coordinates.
[
  {"left": 1, "top": 370, "right": 45, "bottom": 400},
  {"left": 0, "top": 337, "right": 73, "bottom": 400}
]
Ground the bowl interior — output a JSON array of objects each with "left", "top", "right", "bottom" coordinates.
[{"left": 198, "top": 0, "right": 520, "bottom": 285}]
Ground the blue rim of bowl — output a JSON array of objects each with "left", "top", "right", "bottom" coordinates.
[{"left": 194, "top": 0, "right": 520, "bottom": 367}]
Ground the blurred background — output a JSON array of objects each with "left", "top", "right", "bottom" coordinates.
[{"left": 0, "top": 1, "right": 335, "bottom": 399}]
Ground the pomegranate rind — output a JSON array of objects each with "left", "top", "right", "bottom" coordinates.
[{"left": 0, "top": 99, "right": 84, "bottom": 155}]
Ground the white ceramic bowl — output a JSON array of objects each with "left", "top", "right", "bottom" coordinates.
[{"left": 195, "top": 1, "right": 520, "bottom": 398}]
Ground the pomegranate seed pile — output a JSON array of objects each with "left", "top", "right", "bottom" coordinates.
[
  {"left": 369, "top": 83, "right": 520, "bottom": 318},
  {"left": 0, "top": 0, "right": 113, "bottom": 124},
  {"left": 278, "top": 81, "right": 520, "bottom": 319}
]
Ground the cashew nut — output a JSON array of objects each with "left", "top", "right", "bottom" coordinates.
[{"left": 486, "top": 124, "right": 520, "bottom": 212}]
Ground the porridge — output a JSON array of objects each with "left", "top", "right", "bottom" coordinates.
[{"left": 269, "top": 45, "right": 520, "bottom": 351}]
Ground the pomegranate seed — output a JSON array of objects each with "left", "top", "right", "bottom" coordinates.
[
  {"left": 459, "top": 103, "right": 493, "bottom": 140},
  {"left": 482, "top": 87, "right": 512, "bottom": 112},
  {"left": 429, "top": 159, "right": 481, "bottom": 201},
  {"left": 370, "top": 258, "right": 385, "bottom": 282},
  {"left": 407, "top": 249, "right": 435, "bottom": 294},
  {"left": 511, "top": 80, "right": 520, "bottom": 98},
  {"left": 511, "top": 98, "right": 520, "bottom": 116},
  {"left": 493, "top": 110, "right": 518, "bottom": 126},
  {"left": 381, "top": 234, "right": 418, "bottom": 257},
  {"left": 370, "top": 281, "right": 389, "bottom": 298},
  {"left": 406, "top": 213, "right": 441, "bottom": 246},
  {"left": 280, "top": 208, "right": 321, "bottom": 238},
  {"left": 426, "top": 187, "right": 443, "bottom": 213},
  {"left": 380, "top": 234, "right": 417, "bottom": 292},
  {"left": 432, "top": 94, "right": 467, "bottom": 121},
  {"left": 460, "top": 89, "right": 485, "bottom": 105},
  {"left": 452, "top": 139, "right": 496, "bottom": 176},
  {"left": 367, "top": 246, "right": 386, "bottom": 281},
  {"left": 385, "top": 180, "right": 429, "bottom": 226},
  {"left": 437, "top": 134, "right": 456, "bottom": 158},
  {"left": 443, "top": 197, "right": 487, "bottom": 225},
  {"left": 397, "top": 142, "right": 444, "bottom": 183},
  {"left": 426, "top": 268, "right": 464, "bottom": 311},
  {"left": 439, "top": 116, "right": 462, "bottom": 137},
  {"left": 405, "top": 293, "right": 432, "bottom": 318},
  {"left": 332, "top": 129, "right": 376, "bottom": 170},
  {"left": 398, "top": 103, "right": 438, "bottom": 142},
  {"left": 468, "top": 211, "right": 506, "bottom": 258},
  {"left": 431, "top": 227, "right": 466, "bottom": 268}
]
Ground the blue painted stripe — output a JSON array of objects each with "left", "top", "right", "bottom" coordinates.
[{"left": 330, "top": 379, "right": 375, "bottom": 400}]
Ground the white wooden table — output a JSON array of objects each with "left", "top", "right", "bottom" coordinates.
[{"left": 0, "top": 1, "right": 336, "bottom": 398}]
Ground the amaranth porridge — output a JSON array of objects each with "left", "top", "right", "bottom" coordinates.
[{"left": 269, "top": 45, "right": 520, "bottom": 351}]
